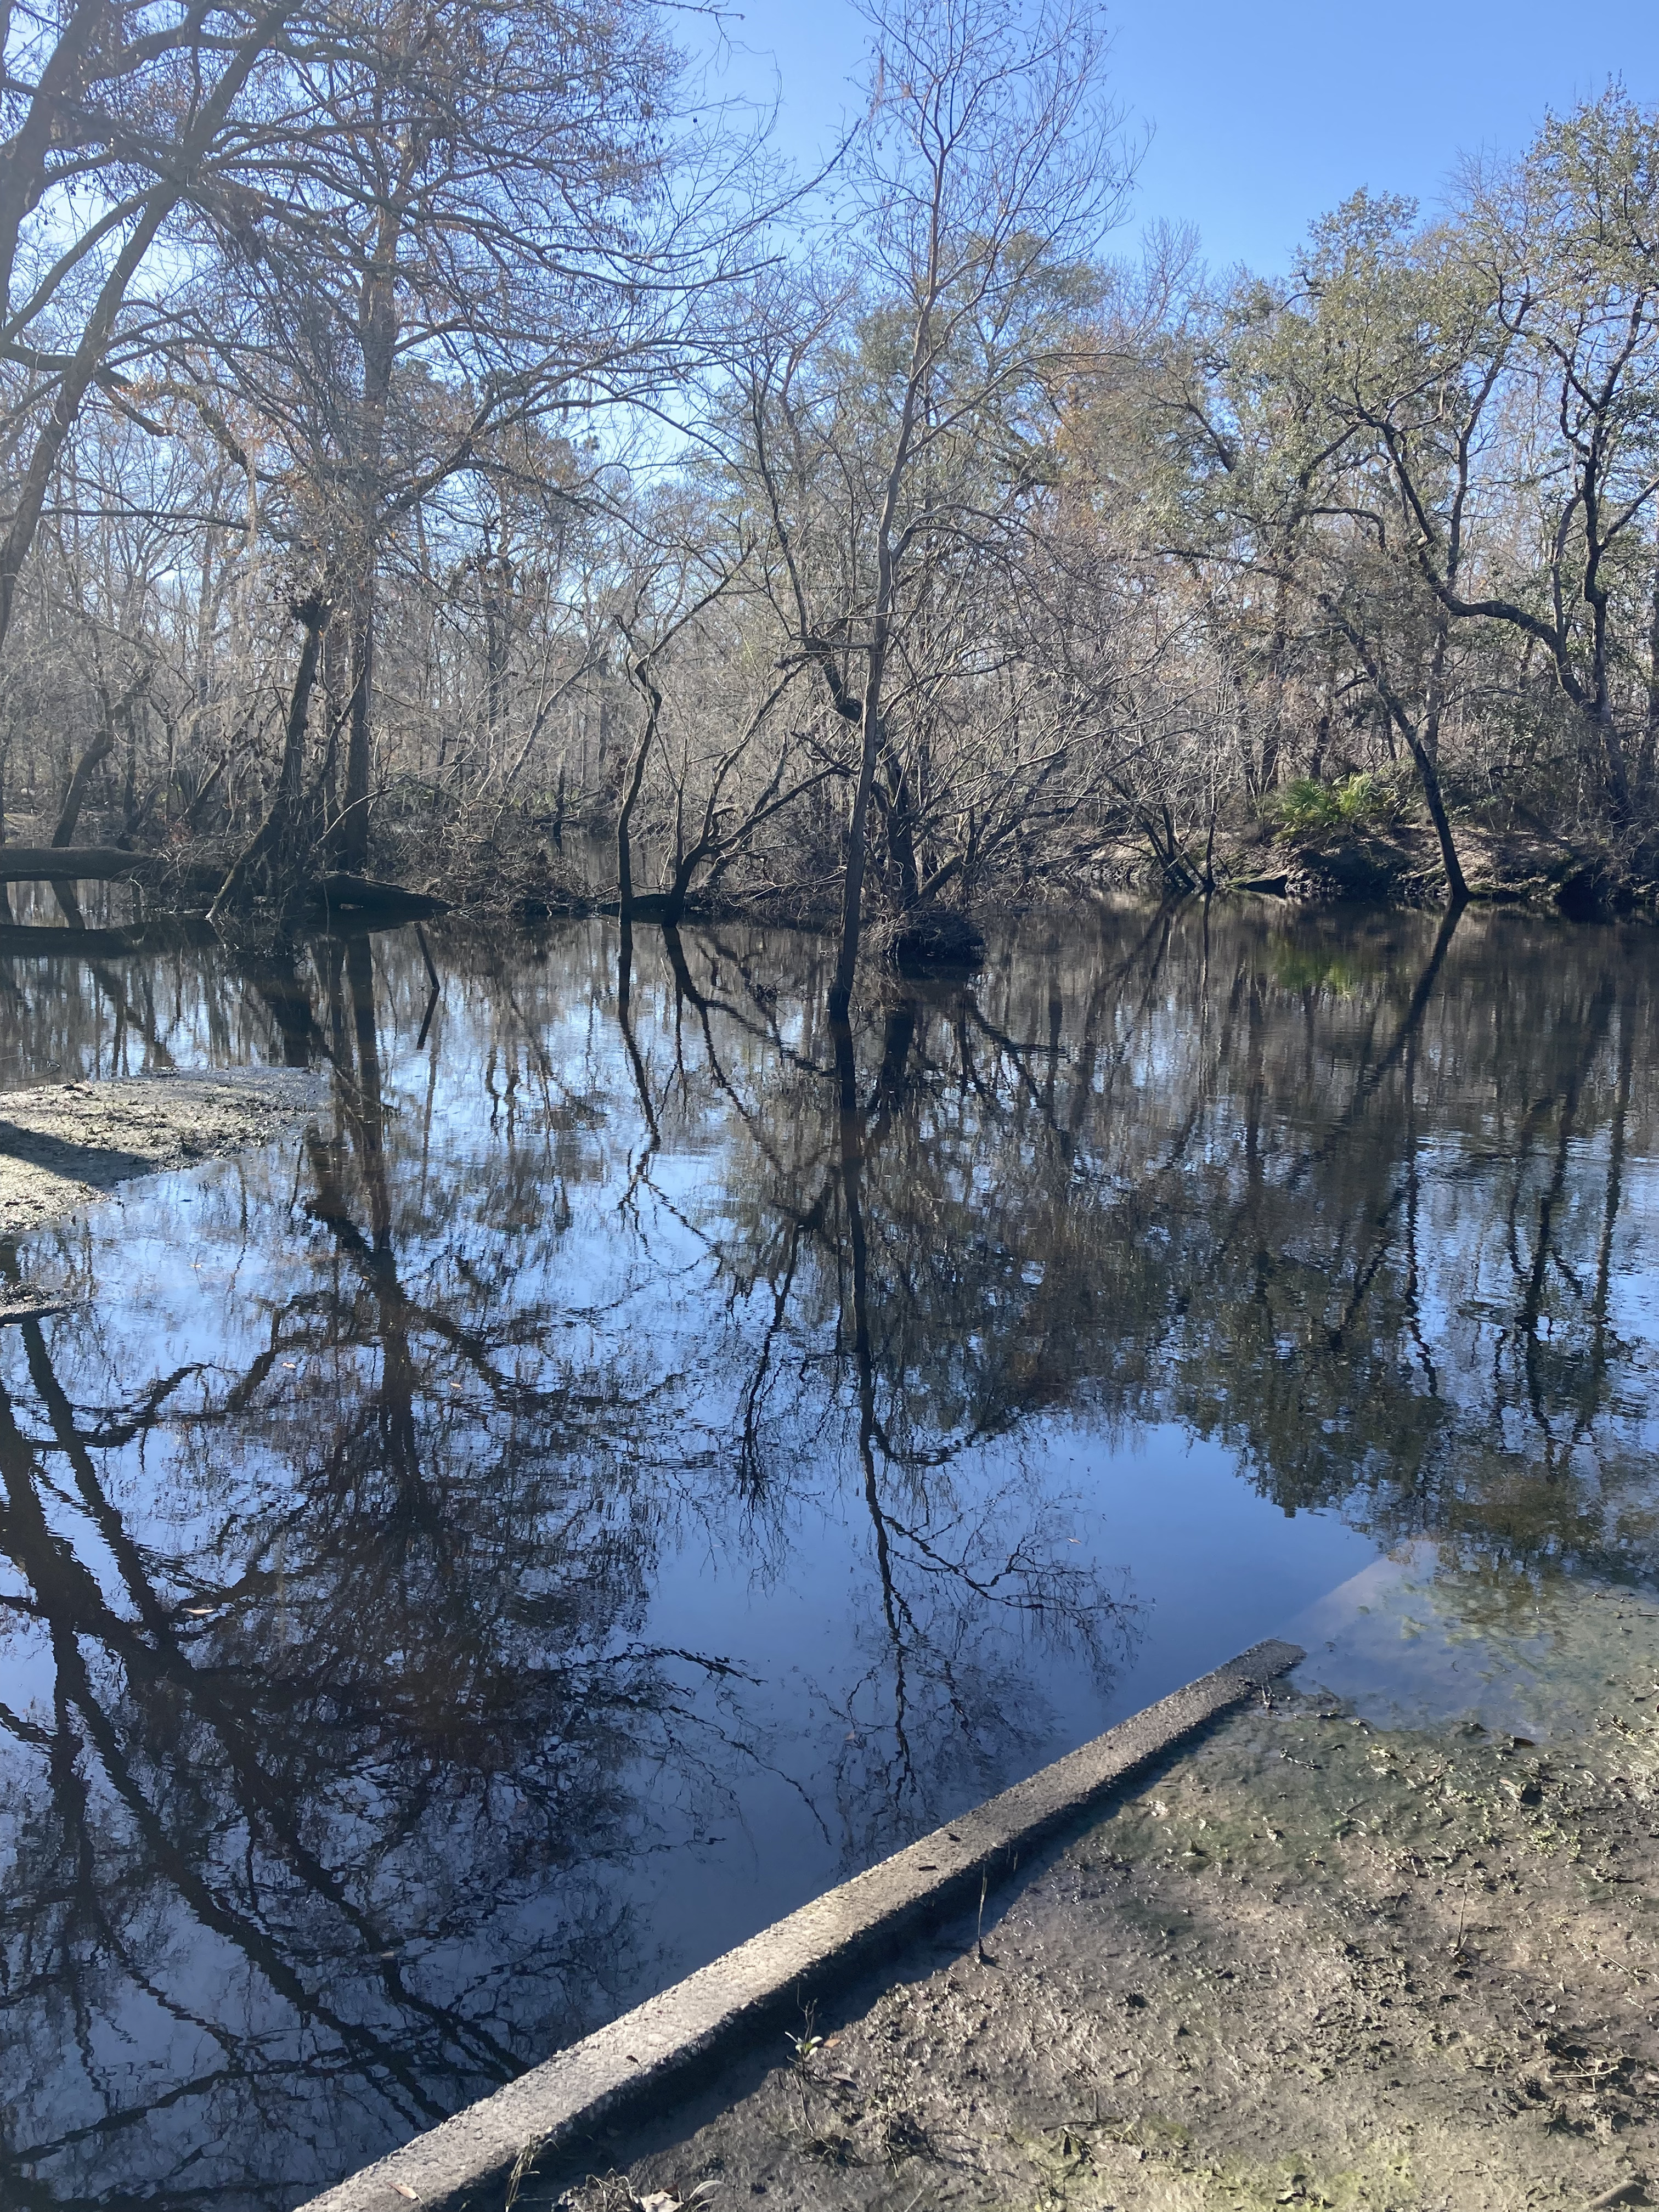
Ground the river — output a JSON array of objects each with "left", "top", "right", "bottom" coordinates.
[{"left": 0, "top": 896, "right": 1654, "bottom": 2207}]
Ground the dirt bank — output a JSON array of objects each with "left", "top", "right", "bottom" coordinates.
[
  {"left": 540, "top": 1568, "right": 1659, "bottom": 2212},
  {"left": 0, "top": 1067, "right": 328, "bottom": 1239}
]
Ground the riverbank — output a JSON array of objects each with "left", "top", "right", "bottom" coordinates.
[
  {"left": 435, "top": 814, "right": 1659, "bottom": 930},
  {"left": 0, "top": 1068, "right": 328, "bottom": 1239},
  {"left": 528, "top": 1564, "right": 1659, "bottom": 2212},
  {"left": 1085, "top": 814, "right": 1659, "bottom": 921},
  {"left": 3, "top": 800, "right": 1653, "bottom": 941}
]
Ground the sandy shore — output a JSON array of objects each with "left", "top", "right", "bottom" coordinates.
[{"left": 0, "top": 1067, "right": 328, "bottom": 1240}]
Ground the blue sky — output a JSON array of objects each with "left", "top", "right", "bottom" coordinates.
[{"left": 707, "top": 0, "right": 1659, "bottom": 273}]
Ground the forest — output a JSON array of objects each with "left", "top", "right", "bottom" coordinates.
[{"left": 2, "top": 0, "right": 1658, "bottom": 999}]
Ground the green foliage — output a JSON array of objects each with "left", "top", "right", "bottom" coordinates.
[{"left": 1271, "top": 772, "right": 1407, "bottom": 839}]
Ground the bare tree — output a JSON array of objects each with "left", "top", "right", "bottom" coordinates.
[
  {"left": 727, "top": 0, "right": 1129, "bottom": 1018},
  {"left": 0, "top": 0, "right": 307, "bottom": 668}
]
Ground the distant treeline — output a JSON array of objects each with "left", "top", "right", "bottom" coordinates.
[{"left": 1, "top": 0, "right": 1657, "bottom": 988}]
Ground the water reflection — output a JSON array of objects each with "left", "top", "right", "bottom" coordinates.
[{"left": 0, "top": 900, "right": 1656, "bottom": 2208}]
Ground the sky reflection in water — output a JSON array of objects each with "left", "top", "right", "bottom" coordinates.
[{"left": 0, "top": 899, "right": 1655, "bottom": 2208}]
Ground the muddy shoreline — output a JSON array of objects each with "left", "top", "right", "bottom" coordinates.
[
  {"left": 532, "top": 1573, "right": 1659, "bottom": 2212},
  {"left": 0, "top": 1068, "right": 329, "bottom": 1240}
]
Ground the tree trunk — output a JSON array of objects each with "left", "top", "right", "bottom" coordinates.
[
  {"left": 1321, "top": 595, "right": 1468, "bottom": 906},
  {"left": 617, "top": 669, "right": 660, "bottom": 929},
  {"left": 52, "top": 727, "right": 115, "bottom": 847},
  {"left": 483, "top": 556, "right": 511, "bottom": 735},
  {"left": 831, "top": 683, "right": 887, "bottom": 1024},
  {"left": 828, "top": 160, "right": 941, "bottom": 1024},
  {"left": 0, "top": 7, "right": 285, "bottom": 668},
  {"left": 1642, "top": 558, "right": 1659, "bottom": 799},
  {"left": 660, "top": 851, "right": 693, "bottom": 929},
  {"left": 332, "top": 197, "right": 403, "bottom": 874},
  {"left": 0, "top": 193, "right": 174, "bottom": 664},
  {"left": 877, "top": 738, "right": 921, "bottom": 909},
  {"left": 335, "top": 578, "right": 375, "bottom": 873},
  {"left": 321, "top": 617, "right": 347, "bottom": 817},
  {"left": 1260, "top": 562, "right": 1293, "bottom": 790},
  {"left": 1410, "top": 740, "right": 1468, "bottom": 906},
  {"left": 209, "top": 599, "right": 329, "bottom": 920},
  {"left": 832, "top": 471, "right": 909, "bottom": 1021},
  {"left": 121, "top": 702, "right": 138, "bottom": 828},
  {"left": 0, "top": 0, "right": 107, "bottom": 307}
]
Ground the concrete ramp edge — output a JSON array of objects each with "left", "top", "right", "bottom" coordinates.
[{"left": 297, "top": 1635, "right": 1306, "bottom": 2212}]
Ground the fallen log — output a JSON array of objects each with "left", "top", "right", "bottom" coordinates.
[
  {"left": 0, "top": 845, "right": 143, "bottom": 883},
  {"left": 311, "top": 873, "right": 449, "bottom": 919},
  {"left": 0, "top": 845, "right": 449, "bottom": 920}
]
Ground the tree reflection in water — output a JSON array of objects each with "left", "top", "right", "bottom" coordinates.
[{"left": 0, "top": 900, "right": 1655, "bottom": 2209}]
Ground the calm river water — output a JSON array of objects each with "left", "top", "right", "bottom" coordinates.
[{"left": 0, "top": 898, "right": 1655, "bottom": 2207}]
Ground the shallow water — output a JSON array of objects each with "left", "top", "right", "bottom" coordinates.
[{"left": 0, "top": 898, "right": 1655, "bottom": 2208}]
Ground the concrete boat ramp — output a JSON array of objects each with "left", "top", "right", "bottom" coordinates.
[
  {"left": 298, "top": 1643, "right": 1305, "bottom": 2212},
  {"left": 296, "top": 1574, "right": 1659, "bottom": 2212}
]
